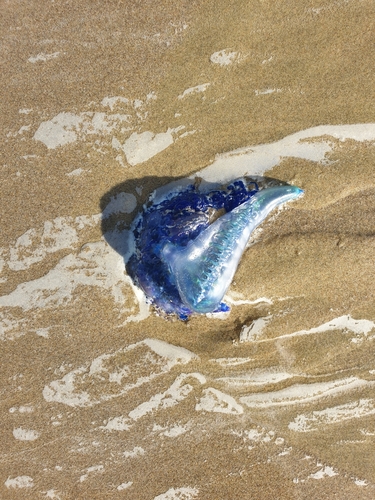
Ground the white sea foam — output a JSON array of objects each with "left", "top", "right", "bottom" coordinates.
[
  {"left": 34, "top": 111, "right": 131, "bottom": 149},
  {"left": 210, "top": 50, "right": 238, "bottom": 66},
  {"left": 225, "top": 293, "right": 273, "bottom": 306},
  {"left": 154, "top": 487, "right": 199, "bottom": 500},
  {"left": 278, "top": 315, "right": 375, "bottom": 339},
  {"left": 117, "top": 126, "right": 187, "bottom": 166},
  {"left": 162, "top": 424, "right": 189, "bottom": 438},
  {"left": 117, "top": 481, "right": 133, "bottom": 490},
  {"left": 18, "top": 125, "right": 31, "bottom": 134},
  {"left": 13, "top": 428, "right": 40, "bottom": 441},
  {"left": 232, "top": 427, "right": 276, "bottom": 444},
  {"left": 354, "top": 479, "right": 368, "bottom": 487},
  {"left": 129, "top": 372, "right": 205, "bottom": 420},
  {"left": 255, "top": 88, "right": 282, "bottom": 96},
  {"left": 248, "top": 315, "right": 375, "bottom": 344},
  {"left": 6, "top": 214, "right": 100, "bottom": 271},
  {"left": 197, "top": 124, "right": 375, "bottom": 182},
  {"left": 205, "top": 310, "right": 230, "bottom": 320},
  {"left": 0, "top": 241, "right": 135, "bottom": 340},
  {"left": 308, "top": 466, "right": 338, "bottom": 480},
  {"left": 239, "top": 315, "right": 272, "bottom": 342},
  {"left": 196, "top": 387, "right": 243, "bottom": 414},
  {"left": 240, "top": 377, "right": 374, "bottom": 408},
  {"left": 283, "top": 315, "right": 375, "bottom": 339},
  {"left": 123, "top": 446, "right": 145, "bottom": 458},
  {"left": 99, "top": 416, "right": 131, "bottom": 431},
  {"left": 34, "top": 112, "right": 82, "bottom": 148},
  {"left": 28, "top": 52, "right": 60, "bottom": 63},
  {"left": 178, "top": 83, "right": 210, "bottom": 99},
  {"left": 122, "top": 277, "right": 150, "bottom": 323},
  {"left": 66, "top": 168, "right": 85, "bottom": 176},
  {"left": 9, "top": 405, "right": 34, "bottom": 413},
  {"left": 120, "top": 130, "right": 174, "bottom": 165},
  {"left": 153, "top": 422, "right": 189, "bottom": 437},
  {"left": 209, "top": 357, "right": 254, "bottom": 367},
  {"left": 101, "top": 96, "right": 130, "bottom": 110},
  {"left": 79, "top": 465, "right": 104, "bottom": 482},
  {"left": 43, "top": 339, "right": 197, "bottom": 407},
  {"left": 44, "top": 489, "right": 62, "bottom": 498},
  {"left": 289, "top": 399, "right": 375, "bottom": 432},
  {"left": 143, "top": 339, "right": 198, "bottom": 367},
  {"left": 35, "top": 327, "right": 50, "bottom": 338},
  {"left": 216, "top": 368, "right": 294, "bottom": 388},
  {"left": 5, "top": 476, "right": 34, "bottom": 489}
]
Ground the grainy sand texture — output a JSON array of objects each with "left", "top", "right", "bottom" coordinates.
[{"left": 1, "top": 0, "right": 375, "bottom": 498}]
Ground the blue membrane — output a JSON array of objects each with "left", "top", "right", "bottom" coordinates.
[{"left": 128, "top": 178, "right": 303, "bottom": 320}]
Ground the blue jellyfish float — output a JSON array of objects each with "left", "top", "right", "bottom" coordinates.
[{"left": 127, "top": 177, "right": 303, "bottom": 320}]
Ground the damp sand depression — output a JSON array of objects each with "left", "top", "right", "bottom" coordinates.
[{"left": 1, "top": 0, "right": 375, "bottom": 498}]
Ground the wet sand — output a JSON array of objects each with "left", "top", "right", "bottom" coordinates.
[{"left": 1, "top": 0, "right": 375, "bottom": 498}]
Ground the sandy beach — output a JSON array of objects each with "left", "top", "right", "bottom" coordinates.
[{"left": 2, "top": 0, "right": 375, "bottom": 498}]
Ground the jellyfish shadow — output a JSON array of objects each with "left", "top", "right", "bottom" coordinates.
[{"left": 100, "top": 175, "right": 183, "bottom": 256}]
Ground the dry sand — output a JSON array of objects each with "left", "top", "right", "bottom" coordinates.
[{"left": 1, "top": 0, "right": 375, "bottom": 498}]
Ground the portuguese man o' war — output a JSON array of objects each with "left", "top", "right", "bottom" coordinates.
[{"left": 127, "top": 177, "right": 303, "bottom": 319}]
